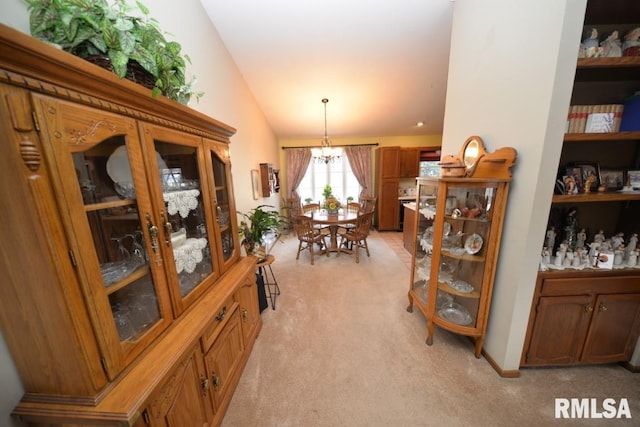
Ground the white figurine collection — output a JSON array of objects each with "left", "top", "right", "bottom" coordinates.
[
  {"left": 578, "top": 27, "right": 640, "bottom": 58},
  {"left": 541, "top": 230, "right": 639, "bottom": 271}
]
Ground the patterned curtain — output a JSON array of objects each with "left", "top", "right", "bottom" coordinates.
[
  {"left": 344, "top": 146, "right": 372, "bottom": 197},
  {"left": 285, "top": 148, "right": 312, "bottom": 198}
]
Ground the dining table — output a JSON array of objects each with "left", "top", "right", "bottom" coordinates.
[{"left": 304, "top": 210, "right": 359, "bottom": 252}]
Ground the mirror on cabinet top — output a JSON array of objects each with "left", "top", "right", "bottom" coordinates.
[{"left": 463, "top": 138, "right": 481, "bottom": 169}]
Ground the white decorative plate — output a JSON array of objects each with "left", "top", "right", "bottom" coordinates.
[
  {"left": 106, "top": 145, "right": 167, "bottom": 184},
  {"left": 464, "top": 233, "right": 483, "bottom": 255}
]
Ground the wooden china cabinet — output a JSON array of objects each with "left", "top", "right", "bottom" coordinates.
[
  {"left": 0, "top": 24, "right": 261, "bottom": 426},
  {"left": 406, "top": 137, "right": 516, "bottom": 357}
]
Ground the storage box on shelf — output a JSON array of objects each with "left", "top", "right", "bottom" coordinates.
[
  {"left": 0, "top": 24, "right": 261, "bottom": 426},
  {"left": 524, "top": 0, "right": 640, "bottom": 371},
  {"left": 406, "top": 137, "right": 516, "bottom": 361}
]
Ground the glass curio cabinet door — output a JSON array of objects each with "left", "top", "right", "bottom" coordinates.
[
  {"left": 206, "top": 138, "right": 239, "bottom": 273},
  {"left": 33, "top": 95, "right": 173, "bottom": 379},
  {"left": 407, "top": 179, "right": 439, "bottom": 312},
  {"left": 139, "top": 124, "right": 221, "bottom": 316}
]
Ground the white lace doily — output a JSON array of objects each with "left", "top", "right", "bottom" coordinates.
[
  {"left": 164, "top": 189, "right": 200, "bottom": 218},
  {"left": 173, "top": 237, "right": 208, "bottom": 273}
]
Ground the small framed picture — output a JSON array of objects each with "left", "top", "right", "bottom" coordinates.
[
  {"left": 564, "top": 166, "right": 584, "bottom": 193},
  {"left": 251, "top": 169, "right": 260, "bottom": 200},
  {"left": 628, "top": 170, "right": 640, "bottom": 190},
  {"left": 574, "top": 162, "right": 600, "bottom": 192},
  {"left": 599, "top": 169, "right": 624, "bottom": 190}
]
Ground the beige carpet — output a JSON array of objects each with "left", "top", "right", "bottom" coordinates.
[{"left": 222, "top": 231, "right": 639, "bottom": 427}]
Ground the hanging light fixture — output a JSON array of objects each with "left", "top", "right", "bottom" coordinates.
[{"left": 311, "top": 98, "right": 341, "bottom": 164}]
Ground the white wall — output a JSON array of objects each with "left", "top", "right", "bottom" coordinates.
[
  {"left": 442, "top": 0, "right": 587, "bottom": 371},
  {"left": 0, "top": 0, "right": 277, "bottom": 425}
]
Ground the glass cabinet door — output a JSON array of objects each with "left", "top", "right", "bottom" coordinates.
[
  {"left": 34, "top": 95, "right": 173, "bottom": 378},
  {"left": 140, "top": 124, "right": 220, "bottom": 315},
  {"left": 431, "top": 182, "right": 497, "bottom": 332},
  {"left": 206, "top": 139, "right": 239, "bottom": 272},
  {"left": 410, "top": 179, "right": 439, "bottom": 307}
]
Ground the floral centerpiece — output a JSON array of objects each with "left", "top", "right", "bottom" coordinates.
[{"left": 321, "top": 184, "right": 341, "bottom": 214}]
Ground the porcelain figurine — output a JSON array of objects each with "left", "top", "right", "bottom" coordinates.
[
  {"left": 601, "top": 30, "right": 622, "bottom": 57},
  {"left": 622, "top": 27, "right": 640, "bottom": 56},
  {"left": 576, "top": 228, "right": 586, "bottom": 249},
  {"left": 545, "top": 226, "right": 556, "bottom": 252},
  {"left": 594, "top": 229, "right": 605, "bottom": 243},
  {"left": 581, "top": 28, "right": 603, "bottom": 58},
  {"left": 612, "top": 232, "right": 625, "bottom": 250}
]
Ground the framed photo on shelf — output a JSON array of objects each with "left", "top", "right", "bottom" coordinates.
[
  {"left": 628, "top": 170, "right": 640, "bottom": 190},
  {"left": 564, "top": 166, "right": 584, "bottom": 193},
  {"left": 574, "top": 162, "right": 600, "bottom": 192},
  {"left": 599, "top": 169, "right": 624, "bottom": 190}
]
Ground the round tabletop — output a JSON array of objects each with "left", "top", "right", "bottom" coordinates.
[{"left": 304, "top": 211, "right": 358, "bottom": 225}]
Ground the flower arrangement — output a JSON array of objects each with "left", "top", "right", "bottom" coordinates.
[
  {"left": 321, "top": 184, "right": 341, "bottom": 213},
  {"left": 323, "top": 196, "right": 341, "bottom": 212}
]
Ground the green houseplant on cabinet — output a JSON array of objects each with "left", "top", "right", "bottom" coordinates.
[
  {"left": 24, "top": 0, "right": 202, "bottom": 104},
  {"left": 238, "top": 205, "right": 287, "bottom": 259}
]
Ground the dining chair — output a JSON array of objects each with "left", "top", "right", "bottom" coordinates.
[
  {"left": 359, "top": 196, "right": 377, "bottom": 214},
  {"left": 338, "top": 202, "right": 361, "bottom": 236},
  {"left": 302, "top": 202, "right": 329, "bottom": 233},
  {"left": 302, "top": 203, "right": 320, "bottom": 214},
  {"left": 336, "top": 211, "right": 374, "bottom": 263},
  {"left": 292, "top": 215, "right": 328, "bottom": 265}
]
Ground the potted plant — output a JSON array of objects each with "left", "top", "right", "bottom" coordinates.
[
  {"left": 25, "top": 0, "right": 202, "bottom": 104},
  {"left": 238, "top": 205, "right": 287, "bottom": 258}
]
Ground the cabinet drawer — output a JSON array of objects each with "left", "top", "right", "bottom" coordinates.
[
  {"left": 201, "top": 296, "right": 238, "bottom": 352},
  {"left": 541, "top": 275, "right": 640, "bottom": 296}
]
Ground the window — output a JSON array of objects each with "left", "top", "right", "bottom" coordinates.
[{"left": 297, "top": 150, "right": 361, "bottom": 204}]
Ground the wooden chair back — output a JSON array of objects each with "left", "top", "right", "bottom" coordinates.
[
  {"left": 302, "top": 203, "right": 321, "bottom": 214},
  {"left": 359, "top": 196, "right": 377, "bottom": 213}
]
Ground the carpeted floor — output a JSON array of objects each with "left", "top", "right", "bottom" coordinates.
[{"left": 221, "top": 231, "right": 639, "bottom": 427}]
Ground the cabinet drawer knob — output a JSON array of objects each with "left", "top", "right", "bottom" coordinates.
[
  {"left": 584, "top": 304, "right": 593, "bottom": 313},
  {"left": 216, "top": 306, "right": 227, "bottom": 321},
  {"left": 200, "top": 376, "right": 209, "bottom": 394},
  {"left": 598, "top": 303, "right": 608, "bottom": 313},
  {"left": 241, "top": 307, "right": 248, "bottom": 320},
  {"left": 212, "top": 373, "right": 220, "bottom": 390}
]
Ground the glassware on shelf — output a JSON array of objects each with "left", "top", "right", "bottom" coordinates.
[
  {"left": 111, "top": 235, "right": 131, "bottom": 261},
  {"left": 128, "top": 231, "right": 147, "bottom": 264}
]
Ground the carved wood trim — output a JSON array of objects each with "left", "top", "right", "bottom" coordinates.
[{"left": 0, "top": 68, "right": 228, "bottom": 143}]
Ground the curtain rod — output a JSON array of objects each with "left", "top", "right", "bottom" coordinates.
[{"left": 281, "top": 143, "right": 379, "bottom": 150}]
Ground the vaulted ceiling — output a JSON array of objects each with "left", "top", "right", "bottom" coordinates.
[{"left": 200, "top": 0, "right": 454, "bottom": 140}]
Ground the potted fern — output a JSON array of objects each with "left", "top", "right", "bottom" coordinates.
[
  {"left": 238, "top": 205, "right": 287, "bottom": 259},
  {"left": 25, "top": 0, "right": 202, "bottom": 104}
]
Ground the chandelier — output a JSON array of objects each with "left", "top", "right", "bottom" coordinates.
[{"left": 311, "top": 98, "right": 341, "bottom": 164}]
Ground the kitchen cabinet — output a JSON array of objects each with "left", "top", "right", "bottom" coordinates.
[
  {"left": 375, "top": 146, "right": 441, "bottom": 230},
  {"left": 522, "top": 272, "right": 640, "bottom": 367},
  {"left": 0, "top": 24, "right": 260, "bottom": 426},
  {"left": 375, "top": 147, "right": 400, "bottom": 230},
  {"left": 406, "top": 137, "right": 516, "bottom": 357},
  {"left": 525, "top": 0, "right": 640, "bottom": 369},
  {"left": 399, "top": 147, "right": 420, "bottom": 178}
]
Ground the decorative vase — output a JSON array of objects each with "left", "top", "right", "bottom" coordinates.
[{"left": 243, "top": 241, "right": 266, "bottom": 260}]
